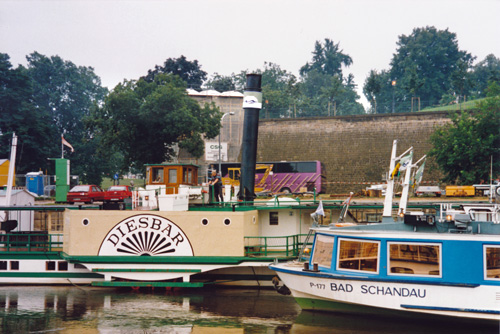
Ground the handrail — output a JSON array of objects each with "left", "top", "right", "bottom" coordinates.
[
  {"left": 0, "top": 233, "right": 63, "bottom": 252},
  {"left": 244, "top": 234, "right": 311, "bottom": 257}
]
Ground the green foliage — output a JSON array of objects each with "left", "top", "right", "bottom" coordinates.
[
  {"left": 93, "top": 74, "right": 220, "bottom": 169},
  {"left": 470, "top": 54, "right": 500, "bottom": 98},
  {"left": 204, "top": 73, "right": 236, "bottom": 92},
  {"left": 26, "top": 52, "right": 108, "bottom": 184},
  {"left": 143, "top": 55, "right": 207, "bottom": 90},
  {"left": 299, "top": 39, "right": 364, "bottom": 116},
  {"left": 364, "top": 26, "right": 475, "bottom": 113},
  {"left": 0, "top": 53, "right": 53, "bottom": 173},
  {"left": 429, "top": 96, "right": 500, "bottom": 184},
  {"left": 300, "top": 39, "right": 352, "bottom": 77}
]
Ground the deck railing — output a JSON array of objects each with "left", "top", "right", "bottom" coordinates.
[
  {"left": 0, "top": 233, "right": 63, "bottom": 252},
  {"left": 244, "top": 234, "right": 311, "bottom": 257}
]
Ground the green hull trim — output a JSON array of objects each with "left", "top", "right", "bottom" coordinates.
[
  {"left": 0, "top": 252, "right": 63, "bottom": 260},
  {"left": 0, "top": 272, "right": 102, "bottom": 278},
  {"left": 92, "top": 268, "right": 201, "bottom": 273},
  {"left": 63, "top": 253, "right": 293, "bottom": 265},
  {"left": 92, "top": 281, "right": 204, "bottom": 288},
  {"left": 193, "top": 273, "right": 275, "bottom": 282}
]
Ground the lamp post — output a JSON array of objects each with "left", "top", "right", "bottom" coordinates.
[
  {"left": 391, "top": 80, "right": 396, "bottom": 113},
  {"left": 218, "top": 112, "right": 234, "bottom": 174}
]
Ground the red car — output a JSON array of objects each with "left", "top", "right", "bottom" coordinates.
[
  {"left": 67, "top": 185, "right": 105, "bottom": 204},
  {"left": 103, "top": 185, "right": 132, "bottom": 203}
]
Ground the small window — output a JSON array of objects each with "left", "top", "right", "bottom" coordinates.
[
  {"left": 338, "top": 238, "right": 379, "bottom": 273},
  {"left": 201, "top": 218, "right": 209, "bottom": 226},
  {"left": 0, "top": 261, "right": 7, "bottom": 270},
  {"left": 269, "top": 212, "right": 279, "bottom": 225},
  {"left": 10, "top": 261, "right": 19, "bottom": 270},
  {"left": 46, "top": 261, "right": 56, "bottom": 271},
  {"left": 223, "top": 218, "right": 231, "bottom": 226},
  {"left": 312, "top": 234, "right": 334, "bottom": 268},
  {"left": 168, "top": 169, "right": 177, "bottom": 184},
  {"left": 74, "top": 263, "right": 86, "bottom": 269},
  {"left": 58, "top": 261, "right": 68, "bottom": 271},
  {"left": 388, "top": 243, "right": 441, "bottom": 276},
  {"left": 152, "top": 168, "right": 164, "bottom": 183},
  {"left": 485, "top": 246, "right": 500, "bottom": 279}
]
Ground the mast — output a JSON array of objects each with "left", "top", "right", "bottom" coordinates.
[
  {"left": 399, "top": 154, "right": 426, "bottom": 215},
  {"left": 382, "top": 140, "right": 412, "bottom": 221},
  {"left": 5, "top": 133, "right": 17, "bottom": 207},
  {"left": 399, "top": 152, "right": 414, "bottom": 215},
  {"left": 382, "top": 140, "right": 398, "bottom": 218}
]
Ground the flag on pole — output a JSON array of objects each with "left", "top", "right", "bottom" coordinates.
[
  {"left": 62, "top": 135, "right": 74, "bottom": 153},
  {"left": 398, "top": 152, "right": 413, "bottom": 171},
  {"left": 314, "top": 200, "right": 325, "bottom": 216},
  {"left": 414, "top": 160, "right": 426, "bottom": 184}
]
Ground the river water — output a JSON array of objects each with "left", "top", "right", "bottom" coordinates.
[{"left": 0, "top": 286, "right": 497, "bottom": 333}]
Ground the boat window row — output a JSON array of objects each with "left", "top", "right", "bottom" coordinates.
[
  {"left": 0, "top": 261, "right": 19, "bottom": 270},
  {"left": 312, "top": 235, "right": 441, "bottom": 277},
  {"left": 312, "top": 236, "right": 500, "bottom": 280},
  {"left": 0, "top": 260, "right": 68, "bottom": 271}
]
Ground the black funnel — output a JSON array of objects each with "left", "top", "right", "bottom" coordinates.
[{"left": 239, "top": 74, "right": 262, "bottom": 202}]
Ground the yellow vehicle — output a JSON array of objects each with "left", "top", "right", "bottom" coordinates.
[
  {"left": 222, "top": 164, "right": 273, "bottom": 193},
  {"left": 445, "top": 185, "right": 475, "bottom": 197}
]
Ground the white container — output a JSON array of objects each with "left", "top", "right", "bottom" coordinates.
[{"left": 158, "top": 194, "right": 189, "bottom": 211}]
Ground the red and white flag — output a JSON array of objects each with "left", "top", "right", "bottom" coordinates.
[{"left": 62, "top": 135, "right": 74, "bottom": 152}]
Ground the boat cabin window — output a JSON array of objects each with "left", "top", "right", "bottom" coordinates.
[
  {"left": 269, "top": 212, "right": 279, "bottom": 225},
  {"left": 10, "top": 261, "right": 19, "bottom": 270},
  {"left": 152, "top": 168, "right": 164, "bottom": 183},
  {"left": 183, "top": 167, "right": 193, "bottom": 184},
  {"left": 485, "top": 246, "right": 500, "bottom": 279},
  {"left": 337, "top": 238, "right": 379, "bottom": 273},
  {"left": 312, "top": 234, "right": 334, "bottom": 268},
  {"left": 388, "top": 243, "right": 441, "bottom": 276},
  {"left": 168, "top": 169, "right": 177, "bottom": 184}
]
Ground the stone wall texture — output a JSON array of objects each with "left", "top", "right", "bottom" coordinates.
[{"left": 255, "top": 111, "right": 453, "bottom": 193}]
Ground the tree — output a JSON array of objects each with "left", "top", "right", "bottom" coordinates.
[
  {"left": 470, "top": 54, "right": 500, "bottom": 98},
  {"left": 93, "top": 74, "right": 221, "bottom": 169},
  {"left": 429, "top": 96, "right": 500, "bottom": 184},
  {"left": 204, "top": 73, "right": 236, "bottom": 92},
  {"left": 299, "top": 39, "right": 364, "bottom": 116},
  {"left": 363, "top": 70, "right": 384, "bottom": 113},
  {"left": 300, "top": 39, "right": 352, "bottom": 78},
  {"left": 389, "top": 26, "right": 475, "bottom": 109},
  {"left": 0, "top": 53, "right": 53, "bottom": 174},
  {"left": 143, "top": 55, "right": 207, "bottom": 90},
  {"left": 26, "top": 52, "right": 108, "bottom": 184}
]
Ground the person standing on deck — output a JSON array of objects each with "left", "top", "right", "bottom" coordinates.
[{"left": 209, "top": 170, "right": 223, "bottom": 203}]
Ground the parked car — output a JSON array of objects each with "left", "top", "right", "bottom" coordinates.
[
  {"left": 67, "top": 185, "right": 105, "bottom": 204},
  {"left": 103, "top": 185, "right": 132, "bottom": 203}
]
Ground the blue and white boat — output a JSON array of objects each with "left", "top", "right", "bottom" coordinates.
[{"left": 270, "top": 140, "right": 500, "bottom": 321}]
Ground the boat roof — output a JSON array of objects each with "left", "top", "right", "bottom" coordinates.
[
  {"left": 144, "top": 163, "right": 200, "bottom": 168},
  {"left": 0, "top": 189, "right": 36, "bottom": 197}
]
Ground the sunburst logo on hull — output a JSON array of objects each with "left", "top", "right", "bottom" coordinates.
[{"left": 98, "top": 214, "right": 194, "bottom": 256}]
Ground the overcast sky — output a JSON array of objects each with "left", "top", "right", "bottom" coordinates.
[{"left": 2, "top": 0, "right": 499, "bottom": 107}]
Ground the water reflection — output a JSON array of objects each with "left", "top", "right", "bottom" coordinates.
[{"left": 0, "top": 286, "right": 497, "bottom": 333}]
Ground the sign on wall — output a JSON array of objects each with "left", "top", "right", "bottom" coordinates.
[
  {"left": 99, "top": 214, "right": 194, "bottom": 256},
  {"left": 205, "top": 142, "right": 228, "bottom": 162}
]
